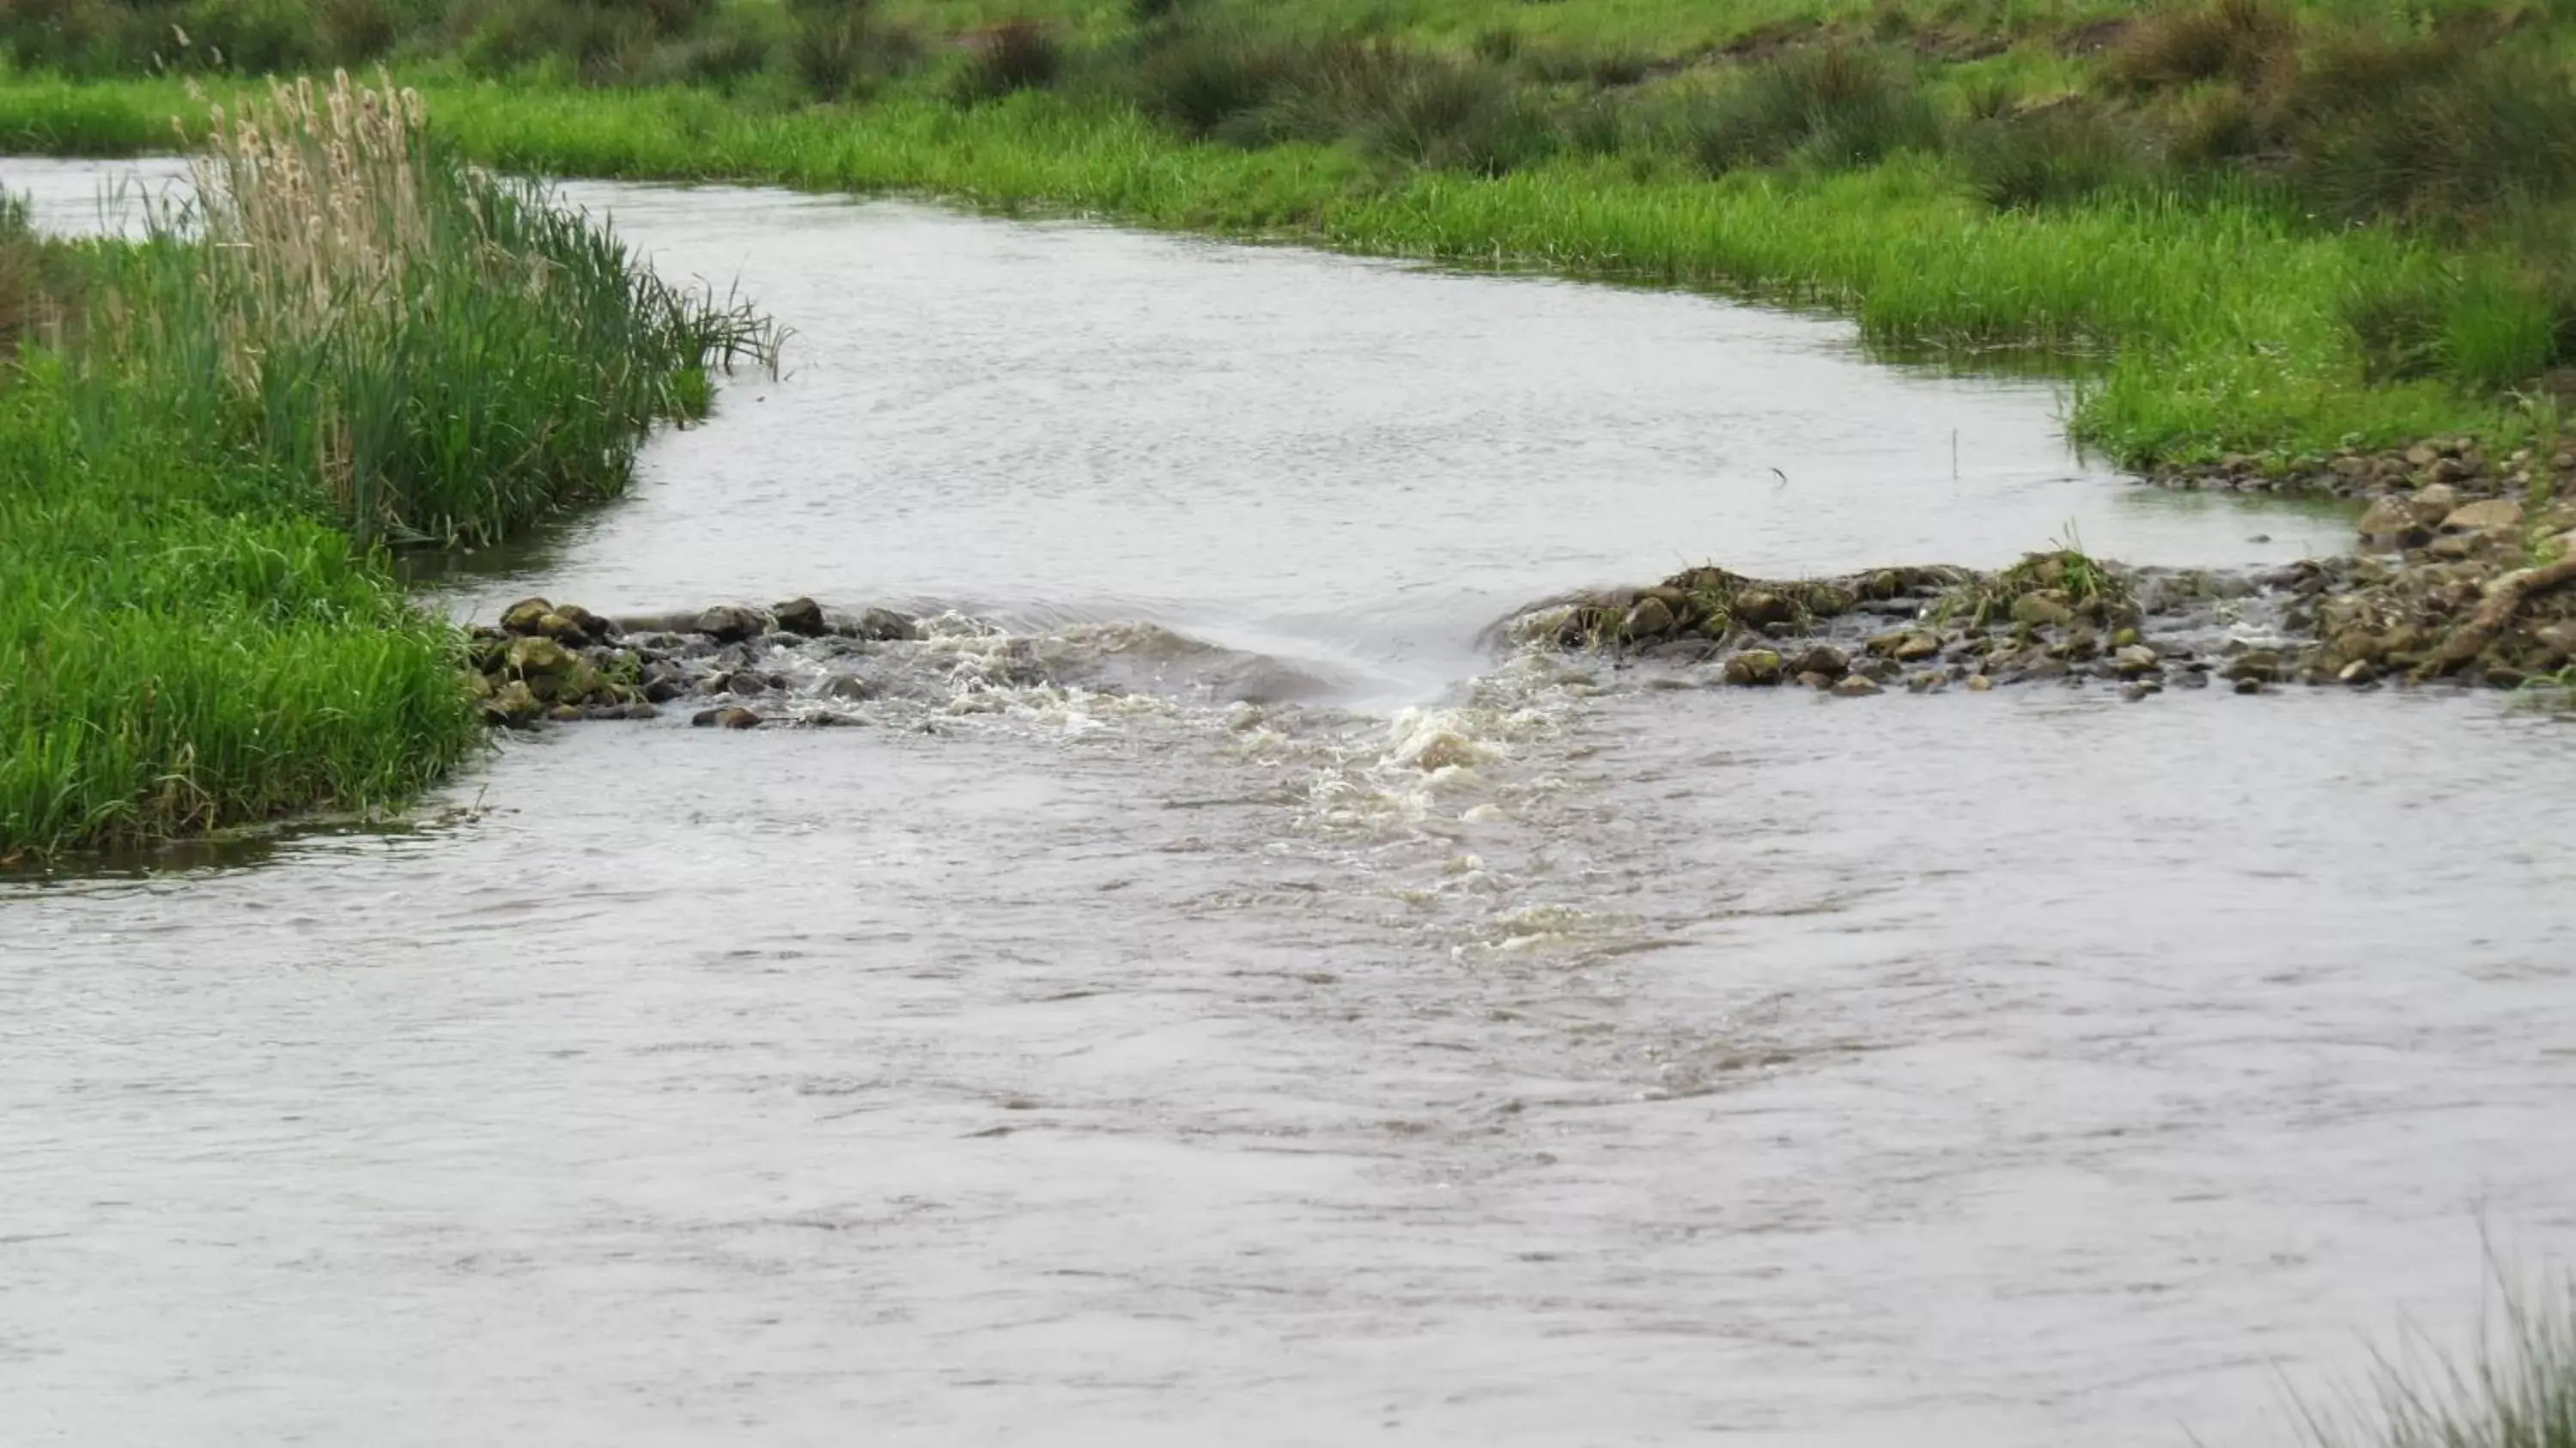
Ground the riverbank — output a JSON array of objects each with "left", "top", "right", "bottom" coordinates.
[
  {"left": 6, "top": 0, "right": 2573, "bottom": 468},
  {"left": 0, "top": 76, "right": 768, "bottom": 862}
]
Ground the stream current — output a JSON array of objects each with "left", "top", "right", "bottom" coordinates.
[{"left": 4, "top": 159, "right": 2573, "bottom": 1446}]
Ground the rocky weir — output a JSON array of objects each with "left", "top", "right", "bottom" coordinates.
[
  {"left": 1524, "top": 482, "right": 2576, "bottom": 699},
  {"left": 466, "top": 594, "right": 933, "bottom": 729},
  {"left": 466, "top": 476, "right": 2576, "bottom": 725}
]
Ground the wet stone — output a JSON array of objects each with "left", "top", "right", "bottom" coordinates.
[
  {"left": 853, "top": 607, "right": 920, "bottom": 642},
  {"left": 696, "top": 604, "right": 766, "bottom": 643},
  {"left": 773, "top": 597, "right": 829, "bottom": 637},
  {"left": 690, "top": 706, "right": 763, "bottom": 730},
  {"left": 1721, "top": 649, "right": 1785, "bottom": 686}
]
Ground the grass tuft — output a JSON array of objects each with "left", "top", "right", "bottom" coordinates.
[{"left": 1674, "top": 46, "right": 1940, "bottom": 175}]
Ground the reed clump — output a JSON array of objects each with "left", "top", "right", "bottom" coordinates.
[
  {"left": 115, "top": 71, "right": 774, "bottom": 546},
  {"left": 0, "top": 73, "right": 773, "bottom": 862}
]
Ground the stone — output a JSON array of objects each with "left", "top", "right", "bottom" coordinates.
[
  {"left": 854, "top": 607, "right": 920, "bottom": 642},
  {"left": 557, "top": 659, "right": 607, "bottom": 706},
  {"left": 505, "top": 636, "right": 574, "bottom": 677},
  {"left": 2221, "top": 650, "right": 2281, "bottom": 684},
  {"left": 1789, "top": 644, "right": 1849, "bottom": 680},
  {"left": 1626, "top": 594, "right": 1676, "bottom": 638},
  {"left": 2358, "top": 497, "right": 2419, "bottom": 538},
  {"left": 1965, "top": 674, "right": 1994, "bottom": 692},
  {"left": 1733, "top": 590, "right": 1795, "bottom": 627},
  {"left": 723, "top": 671, "right": 770, "bottom": 697},
  {"left": 1721, "top": 649, "right": 1784, "bottom": 686},
  {"left": 696, "top": 604, "right": 766, "bottom": 643},
  {"left": 541, "top": 703, "right": 580, "bottom": 722},
  {"left": 690, "top": 706, "right": 763, "bottom": 729},
  {"left": 1905, "top": 669, "right": 1945, "bottom": 694},
  {"left": 1830, "top": 673, "right": 1881, "bottom": 697},
  {"left": 481, "top": 679, "right": 541, "bottom": 727},
  {"left": 823, "top": 675, "right": 875, "bottom": 702},
  {"left": 2338, "top": 660, "right": 2380, "bottom": 686},
  {"left": 2010, "top": 593, "right": 2074, "bottom": 629},
  {"left": 2441, "top": 498, "right": 2524, "bottom": 533},
  {"left": 2113, "top": 644, "right": 2160, "bottom": 677},
  {"left": 499, "top": 597, "right": 554, "bottom": 636},
  {"left": 773, "top": 597, "right": 829, "bottom": 637},
  {"left": 2233, "top": 676, "right": 2264, "bottom": 695}
]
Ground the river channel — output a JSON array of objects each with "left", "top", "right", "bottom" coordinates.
[{"left": 4, "top": 157, "right": 2573, "bottom": 1446}]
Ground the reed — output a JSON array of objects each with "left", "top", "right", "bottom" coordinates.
[{"left": 0, "top": 74, "right": 774, "bottom": 861}]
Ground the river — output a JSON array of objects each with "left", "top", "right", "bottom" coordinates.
[{"left": 4, "top": 156, "right": 2572, "bottom": 1447}]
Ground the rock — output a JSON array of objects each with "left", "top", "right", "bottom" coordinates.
[
  {"left": 1733, "top": 590, "right": 1795, "bottom": 626},
  {"left": 773, "top": 597, "right": 829, "bottom": 637},
  {"left": 481, "top": 679, "right": 541, "bottom": 727},
  {"left": 696, "top": 604, "right": 766, "bottom": 643},
  {"left": 853, "top": 606, "right": 920, "bottom": 642},
  {"left": 2121, "top": 682, "right": 2153, "bottom": 702},
  {"left": 2441, "top": 498, "right": 2524, "bottom": 533},
  {"left": 544, "top": 703, "right": 584, "bottom": 722},
  {"left": 1789, "top": 644, "right": 1849, "bottom": 680},
  {"left": 822, "top": 675, "right": 874, "bottom": 702},
  {"left": 1905, "top": 669, "right": 1945, "bottom": 694},
  {"left": 721, "top": 671, "right": 770, "bottom": 697},
  {"left": 499, "top": 597, "right": 554, "bottom": 636},
  {"left": 1830, "top": 673, "right": 1881, "bottom": 697},
  {"left": 1722, "top": 649, "right": 1785, "bottom": 686},
  {"left": 1862, "top": 628, "right": 1931, "bottom": 660},
  {"left": 1626, "top": 594, "right": 1676, "bottom": 638},
  {"left": 1965, "top": 673, "right": 1994, "bottom": 692},
  {"left": 2220, "top": 650, "right": 2280, "bottom": 684},
  {"left": 2358, "top": 497, "right": 2420, "bottom": 538},
  {"left": 2404, "top": 443, "right": 2439, "bottom": 467},
  {"left": 2010, "top": 593, "right": 2074, "bottom": 629},
  {"left": 2113, "top": 644, "right": 2160, "bottom": 677},
  {"left": 690, "top": 706, "right": 763, "bottom": 729},
  {"left": 2233, "top": 676, "right": 2264, "bottom": 695},
  {"left": 2339, "top": 660, "right": 2380, "bottom": 686},
  {"left": 556, "top": 659, "right": 607, "bottom": 706},
  {"left": 505, "top": 636, "right": 575, "bottom": 678}
]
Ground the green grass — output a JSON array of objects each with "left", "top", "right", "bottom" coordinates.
[
  {"left": 0, "top": 76, "right": 770, "bottom": 861},
  {"left": 2301, "top": 1274, "right": 2576, "bottom": 1448},
  {"left": 11, "top": 0, "right": 2574, "bottom": 467},
  {"left": 0, "top": 70, "right": 2535, "bottom": 463}
]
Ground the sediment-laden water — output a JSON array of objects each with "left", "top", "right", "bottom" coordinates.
[{"left": 5, "top": 159, "right": 2571, "bottom": 1447}]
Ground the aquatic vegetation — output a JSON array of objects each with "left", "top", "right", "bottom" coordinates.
[
  {"left": 2299, "top": 1274, "right": 2576, "bottom": 1448},
  {"left": 0, "top": 75, "right": 772, "bottom": 861}
]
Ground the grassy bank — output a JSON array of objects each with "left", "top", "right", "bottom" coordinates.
[
  {"left": 7, "top": 0, "right": 2575, "bottom": 465},
  {"left": 0, "top": 75, "right": 766, "bottom": 861}
]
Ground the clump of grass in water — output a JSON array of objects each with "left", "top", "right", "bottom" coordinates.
[
  {"left": 2299, "top": 1273, "right": 2576, "bottom": 1448},
  {"left": 1938, "top": 526, "right": 2131, "bottom": 628},
  {"left": 110, "top": 70, "right": 775, "bottom": 546},
  {"left": 1, "top": 72, "right": 775, "bottom": 862}
]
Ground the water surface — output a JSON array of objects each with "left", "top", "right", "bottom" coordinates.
[{"left": 3, "top": 159, "right": 2567, "bottom": 1448}]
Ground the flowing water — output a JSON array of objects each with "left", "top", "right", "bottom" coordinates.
[{"left": 5, "top": 159, "right": 2573, "bottom": 1447}]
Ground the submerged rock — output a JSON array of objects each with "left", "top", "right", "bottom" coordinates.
[
  {"left": 852, "top": 606, "right": 920, "bottom": 642},
  {"left": 690, "top": 706, "right": 763, "bottom": 730}
]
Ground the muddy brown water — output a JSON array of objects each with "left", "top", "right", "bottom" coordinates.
[{"left": 5, "top": 159, "right": 2573, "bottom": 1446}]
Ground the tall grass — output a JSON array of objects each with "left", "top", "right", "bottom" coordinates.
[
  {"left": 0, "top": 73, "right": 772, "bottom": 861},
  {"left": 119, "top": 72, "right": 773, "bottom": 545},
  {"left": 2300, "top": 1275, "right": 2576, "bottom": 1448}
]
